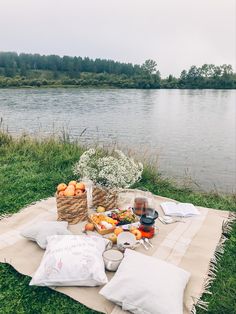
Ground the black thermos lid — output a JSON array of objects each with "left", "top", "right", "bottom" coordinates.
[{"left": 140, "top": 216, "right": 155, "bottom": 226}]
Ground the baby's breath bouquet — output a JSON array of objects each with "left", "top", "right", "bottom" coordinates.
[{"left": 73, "top": 148, "right": 143, "bottom": 189}]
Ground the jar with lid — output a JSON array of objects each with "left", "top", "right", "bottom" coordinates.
[{"left": 138, "top": 216, "right": 155, "bottom": 238}]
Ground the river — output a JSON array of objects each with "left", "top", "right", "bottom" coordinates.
[{"left": 0, "top": 88, "right": 235, "bottom": 193}]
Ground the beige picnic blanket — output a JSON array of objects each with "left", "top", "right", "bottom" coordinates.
[{"left": 0, "top": 189, "right": 230, "bottom": 314}]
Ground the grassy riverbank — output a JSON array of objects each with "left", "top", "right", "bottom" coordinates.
[{"left": 0, "top": 132, "right": 235, "bottom": 314}]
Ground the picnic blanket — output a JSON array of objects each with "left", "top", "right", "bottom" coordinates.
[{"left": 0, "top": 189, "right": 232, "bottom": 314}]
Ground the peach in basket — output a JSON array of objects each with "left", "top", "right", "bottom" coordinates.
[
  {"left": 57, "top": 183, "right": 67, "bottom": 192},
  {"left": 56, "top": 181, "right": 86, "bottom": 197},
  {"left": 64, "top": 186, "right": 75, "bottom": 196},
  {"left": 76, "top": 182, "right": 85, "bottom": 191},
  {"left": 75, "top": 189, "right": 84, "bottom": 196}
]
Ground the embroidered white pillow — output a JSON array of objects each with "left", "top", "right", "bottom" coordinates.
[
  {"left": 100, "top": 249, "right": 190, "bottom": 314},
  {"left": 21, "top": 221, "right": 72, "bottom": 249},
  {"left": 30, "top": 235, "right": 109, "bottom": 286}
]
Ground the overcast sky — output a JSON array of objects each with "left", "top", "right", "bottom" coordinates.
[{"left": 0, "top": 0, "right": 235, "bottom": 77}]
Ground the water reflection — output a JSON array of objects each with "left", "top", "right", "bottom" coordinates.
[{"left": 0, "top": 88, "right": 235, "bottom": 193}]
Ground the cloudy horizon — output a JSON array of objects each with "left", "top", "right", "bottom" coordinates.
[{"left": 0, "top": 0, "right": 235, "bottom": 77}]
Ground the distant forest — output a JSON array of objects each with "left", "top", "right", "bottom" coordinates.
[{"left": 0, "top": 52, "right": 235, "bottom": 89}]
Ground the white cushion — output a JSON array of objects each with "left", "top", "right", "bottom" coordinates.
[
  {"left": 21, "top": 221, "right": 72, "bottom": 249},
  {"left": 30, "top": 235, "right": 109, "bottom": 287},
  {"left": 100, "top": 249, "right": 190, "bottom": 314}
]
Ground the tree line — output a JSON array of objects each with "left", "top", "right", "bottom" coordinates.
[
  {"left": 0, "top": 52, "right": 143, "bottom": 77},
  {"left": 0, "top": 52, "right": 235, "bottom": 89}
]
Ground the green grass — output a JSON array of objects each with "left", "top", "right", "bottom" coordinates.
[{"left": 0, "top": 132, "right": 235, "bottom": 314}]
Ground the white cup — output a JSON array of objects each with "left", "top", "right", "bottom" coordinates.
[{"left": 117, "top": 232, "right": 140, "bottom": 252}]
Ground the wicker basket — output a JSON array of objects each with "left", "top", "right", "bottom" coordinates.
[
  {"left": 56, "top": 191, "right": 88, "bottom": 224},
  {"left": 92, "top": 186, "right": 118, "bottom": 210}
]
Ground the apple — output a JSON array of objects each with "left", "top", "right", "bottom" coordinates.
[
  {"left": 108, "top": 233, "right": 117, "bottom": 244},
  {"left": 129, "top": 226, "right": 137, "bottom": 232},
  {"left": 84, "top": 223, "right": 95, "bottom": 231},
  {"left": 131, "top": 229, "right": 142, "bottom": 240}
]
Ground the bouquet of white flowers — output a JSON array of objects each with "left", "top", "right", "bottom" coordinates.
[{"left": 73, "top": 149, "right": 143, "bottom": 189}]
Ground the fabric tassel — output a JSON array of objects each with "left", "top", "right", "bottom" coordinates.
[{"left": 191, "top": 213, "right": 236, "bottom": 312}]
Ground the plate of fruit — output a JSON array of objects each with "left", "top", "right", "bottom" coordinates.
[
  {"left": 89, "top": 213, "right": 118, "bottom": 235},
  {"left": 106, "top": 208, "right": 138, "bottom": 226}
]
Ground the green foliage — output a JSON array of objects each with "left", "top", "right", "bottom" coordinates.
[
  {"left": 0, "top": 134, "right": 84, "bottom": 214},
  {"left": 0, "top": 133, "right": 235, "bottom": 313},
  {"left": 161, "top": 75, "right": 179, "bottom": 88},
  {"left": 0, "top": 52, "right": 141, "bottom": 78},
  {"left": 0, "top": 52, "right": 235, "bottom": 89},
  {"left": 141, "top": 59, "right": 158, "bottom": 75},
  {"left": 179, "top": 64, "right": 236, "bottom": 89}
]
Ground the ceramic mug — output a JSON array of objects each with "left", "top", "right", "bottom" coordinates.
[{"left": 117, "top": 232, "right": 140, "bottom": 252}]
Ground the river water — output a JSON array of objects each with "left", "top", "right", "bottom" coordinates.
[{"left": 0, "top": 88, "right": 235, "bottom": 193}]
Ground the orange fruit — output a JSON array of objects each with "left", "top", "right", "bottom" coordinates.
[
  {"left": 57, "top": 183, "right": 67, "bottom": 192},
  {"left": 58, "top": 191, "right": 65, "bottom": 197},
  {"left": 114, "top": 227, "right": 123, "bottom": 236},
  {"left": 75, "top": 182, "right": 85, "bottom": 191},
  {"left": 68, "top": 180, "right": 77, "bottom": 186}
]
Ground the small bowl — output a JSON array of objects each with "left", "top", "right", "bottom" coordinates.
[
  {"left": 117, "top": 232, "right": 139, "bottom": 252},
  {"left": 103, "top": 249, "right": 124, "bottom": 272}
]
